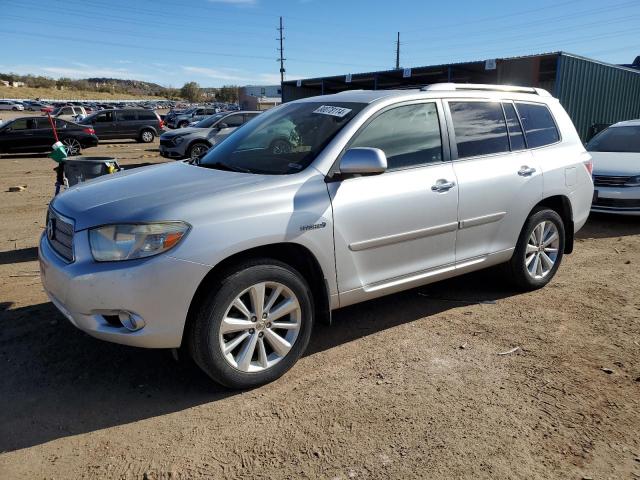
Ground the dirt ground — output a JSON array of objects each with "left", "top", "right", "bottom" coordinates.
[{"left": 0, "top": 136, "right": 639, "bottom": 480}]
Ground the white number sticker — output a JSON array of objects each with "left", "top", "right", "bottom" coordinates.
[{"left": 313, "top": 105, "right": 352, "bottom": 118}]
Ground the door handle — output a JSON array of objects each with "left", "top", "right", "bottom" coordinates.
[
  {"left": 431, "top": 179, "right": 456, "bottom": 192},
  {"left": 518, "top": 166, "right": 536, "bottom": 176}
]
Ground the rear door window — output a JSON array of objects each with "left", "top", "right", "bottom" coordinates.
[
  {"left": 449, "top": 101, "right": 509, "bottom": 159},
  {"left": 502, "top": 102, "right": 526, "bottom": 151},
  {"left": 515, "top": 102, "right": 560, "bottom": 148},
  {"left": 117, "top": 110, "right": 138, "bottom": 121}
]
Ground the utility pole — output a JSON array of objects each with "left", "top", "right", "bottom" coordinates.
[
  {"left": 277, "top": 16, "right": 286, "bottom": 83},
  {"left": 395, "top": 32, "right": 400, "bottom": 69}
]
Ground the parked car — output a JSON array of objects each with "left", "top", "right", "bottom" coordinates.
[
  {"left": 0, "top": 117, "right": 97, "bottom": 155},
  {"left": 79, "top": 108, "right": 164, "bottom": 143},
  {"left": 40, "top": 84, "right": 593, "bottom": 389},
  {"left": 159, "top": 111, "right": 260, "bottom": 159},
  {"left": 587, "top": 119, "right": 640, "bottom": 215},
  {"left": 22, "top": 101, "right": 49, "bottom": 111},
  {"left": 166, "top": 107, "right": 218, "bottom": 129},
  {"left": 52, "top": 105, "right": 87, "bottom": 122},
  {"left": 0, "top": 100, "right": 24, "bottom": 111}
]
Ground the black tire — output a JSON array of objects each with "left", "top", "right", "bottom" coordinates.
[
  {"left": 12, "top": 107, "right": 18, "bottom": 111},
  {"left": 139, "top": 129, "right": 155, "bottom": 143},
  {"left": 61, "top": 137, "right": 82, "bottom": 157},
  {"left": 188, "top": 259, "right": 314, "bottom": 389},
  {"left": 505, "top": 207, "right": 565, "bottom": 291},
  {"left": 178, "top": 121, "right": 189, "bottom": 128},
  {"left": 188, "top": 142, "right": 210, "bottom": 159}
]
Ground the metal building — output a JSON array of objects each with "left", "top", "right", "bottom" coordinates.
[{"left": 281, "top": 52, "right": 640, "bottom": 140}]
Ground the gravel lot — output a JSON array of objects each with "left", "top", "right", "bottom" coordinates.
[{"left": 0, "top": 137, "right": 639, "bottom": 479}]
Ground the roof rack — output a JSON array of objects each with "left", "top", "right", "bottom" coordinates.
[{"left": 420, "top": 83, "right": 552, "bottom": 97}]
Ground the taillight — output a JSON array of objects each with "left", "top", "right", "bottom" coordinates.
[
  {"left": 584, "top": 157, "right": 593, "bottom": 176},
  {"left": 159, "top": 120, "right": 165, "bottom": 128},
  {"left": 83, "top": 127, "right": 95, "bottom": 135}
]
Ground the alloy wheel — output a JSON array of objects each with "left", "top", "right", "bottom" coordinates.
[
  {"left": 62, "top": 138, "right": 81, "bottom": 156},
  {"left": 190, "top": 144, "right": 209, "bottom": 158},
  {"left": 218, "top": 281, "right": 301, "bottom": 373},
  {"left": 141, "top": 131, "right": 154, "bottom": 142},
  {"left": 525, "top": 220, "right": 560, "bottom": 279}
]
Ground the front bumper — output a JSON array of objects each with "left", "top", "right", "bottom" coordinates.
[
  {"left": 39, "top": 230, "right": 210, "bottom": 348},
  {"left": 159, "top": 144, "right": 187, "bottom": 159},
  {"left": 591, "top": 185, "right": 640, "bottom": 216}
]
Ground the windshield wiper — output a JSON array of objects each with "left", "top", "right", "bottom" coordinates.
[{"left": 199, "top": 161, "right": 251, "bottom": 173}]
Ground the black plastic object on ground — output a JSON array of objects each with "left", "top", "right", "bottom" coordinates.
[{"left": 63, "top": 157, "right": 121, "bottom": 187}]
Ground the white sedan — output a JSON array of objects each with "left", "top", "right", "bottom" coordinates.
[
  {"left": 588, "top": 120, "right": 640, "bottom": 215},
  {"left": 0, "top": 100, "right": 24, "bottom": 111}
]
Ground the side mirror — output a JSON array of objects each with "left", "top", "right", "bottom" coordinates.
[
  {"left": 339, "top": 147, "right": 387, "bottom": 175},
  {"left": 218, "top": 123, "right": 228, "bottom": 129}
]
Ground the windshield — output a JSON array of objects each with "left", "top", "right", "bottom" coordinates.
[
  {"left": 194, "top": 113, "right": 226, "bottom": 128},
  {"left": 199, "top": 101, "right": 365, "bottom": 175},
  {"left": 587, "top": 126, "right": 640, "bottom": 153}
]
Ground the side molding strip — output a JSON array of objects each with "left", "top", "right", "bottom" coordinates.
[
  {"left": 349, "top": 222, "right": 459, "bottom": 252},
  {"left": 459, "top": 212, "right": 506, "bottom": 229}
]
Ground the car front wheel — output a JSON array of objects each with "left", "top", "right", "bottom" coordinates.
[
  {"left": 61, "top": 138, "right": 82, "bottom": 156},
  {"left": 189, "top": 142, "right": 210, "bottom": 159},
  {"left": 506, "top": 207, "right": 565, "bottom": 291},
  {"left": 188, "top": 259, "right": 314, "bottom": 389}
]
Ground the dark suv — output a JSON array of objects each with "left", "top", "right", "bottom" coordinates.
[{"left": 80, "top": 109, "right": 164, "bottom": 143}]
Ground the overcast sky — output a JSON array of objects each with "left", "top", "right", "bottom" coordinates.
[{"left": 1, "top": 0, "right": 639, "bottom": 87}]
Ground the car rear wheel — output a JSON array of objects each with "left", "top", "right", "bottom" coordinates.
[
  {"left": 61, "top": 138, "right": 81, "bottom": 156},
  {"left": 189, "top": 142, "right": 210, "bottom": 159},
  {"left": 188, "top": 259, "right": 314, "bottom": 389},
  {"left": 139, "top": 129, "right": 155, "bottom": 143},
  {"left": 12, "top": 107, "right": 18, "bottom": 111},
  {"left": 506, "top": 207, "right": 565, "bottom": 291}
]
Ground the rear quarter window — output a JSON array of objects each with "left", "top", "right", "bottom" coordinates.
[
  {"left": 138, "top": 111, "right": 158, "bottom": 121},
  {"left": 515, "top": 102, "right": 560, "bottom": 148}
]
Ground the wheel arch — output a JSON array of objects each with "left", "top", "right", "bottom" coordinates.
[
  {"left": 530, "top": 195, "right": 574, "bottom": 254},
  {"left": 138, "top": 125, "right": 158, "bottom": 137},
  {"left": 182, "top": 242, "right": 332, "bottom": 348}
]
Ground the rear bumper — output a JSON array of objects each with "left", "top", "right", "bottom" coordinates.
[{"left": 39, "top": 231, "right": 210, "bottom": 348}]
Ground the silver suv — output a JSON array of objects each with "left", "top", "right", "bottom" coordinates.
[{"left": 39, "top": 84, "right": 594, "bottom": 389}]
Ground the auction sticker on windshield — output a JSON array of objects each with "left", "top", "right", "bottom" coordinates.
[{"left": 313, "top": 105, "right": 352, "bottom": 118}]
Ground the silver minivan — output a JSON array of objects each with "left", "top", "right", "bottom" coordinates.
[{"left": 39, "top": 84, "right": 594, "bottom": 388}]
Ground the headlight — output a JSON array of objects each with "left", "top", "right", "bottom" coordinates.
[
  {"left": 625, "top": 175, "right": 640, "bottom": 187},
  {"left": 89, "top": 222, "right": 189, "bottom": 261},
  {"left": 173, "top": 136, "right": 185, "bottom": 145}
]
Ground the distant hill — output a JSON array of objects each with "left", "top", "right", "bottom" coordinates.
[
  {"left": 85, "top": 78, "right": 168, "bottom": 96},
  {"left": 0, "top": 72, "right": 179, "bottom": 99}
]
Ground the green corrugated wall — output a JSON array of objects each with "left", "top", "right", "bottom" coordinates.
[{"left": 556, "top": 53, "right": 640, "bottom": 141}]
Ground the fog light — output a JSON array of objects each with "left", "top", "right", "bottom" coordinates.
[{"left": 118, "top": 311, "right": 146, "bottom": 332}]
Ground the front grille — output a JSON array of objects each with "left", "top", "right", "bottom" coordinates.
[
  {"left": 46, "top": 208, "right": 75, "bottom": 262},
  {"left": 593, "top": 175, "right": 632, "bottom": 187},
  {"left": 593, "top": 197, "right": 640, "bottom": 209}
]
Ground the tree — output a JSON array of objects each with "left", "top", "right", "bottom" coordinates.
[
  {"left": 216, "top": 85, "right": 239, "bottom": 103},
  {"left": 180, "top": 82, "right": 202, "bottom": 102}
]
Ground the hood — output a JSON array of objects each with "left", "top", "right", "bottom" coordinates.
[
  {"left": 590, "top": 151, "right": 640, "bottom": 176},
  {"left": 52, "top": 161, "right": 274, "bottom": 231},
  {"left": 160, "top": 127, "right": 209, "bottom": 138}
]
